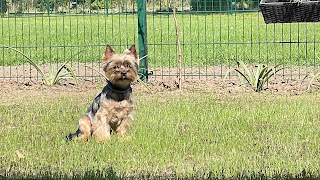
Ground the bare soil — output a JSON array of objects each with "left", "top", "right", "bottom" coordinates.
[
  {"left": 0, "top": 75, "right": 313, "bottom": 103},
  {"left": 0, "top": 64, "right": 318, "bottom": 103}
]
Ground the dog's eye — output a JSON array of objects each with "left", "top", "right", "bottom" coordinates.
[
  {"left": 114, "top": 65, "right": 119, "bottom": 69},
  {"left": 126, "top": 64, "right": 131, "bottom": 68}
]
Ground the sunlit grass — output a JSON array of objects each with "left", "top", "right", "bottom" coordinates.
[{"left": 1, "top": 90, "right": 320, "bottom": 178}]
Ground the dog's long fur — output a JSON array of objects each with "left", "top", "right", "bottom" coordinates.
[{"left": 66, "top": 45, "right": 138, "bottom": 142}]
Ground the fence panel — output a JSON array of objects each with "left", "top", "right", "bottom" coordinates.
[
  {"left": 0, "top": 0, "right": 138, "bottom": 81},
  {"left": 0, "top": 0, "right": 319, "bottom": 82},
  {"left": 146, "top": 0, "right": 319, "bottom": 80}
]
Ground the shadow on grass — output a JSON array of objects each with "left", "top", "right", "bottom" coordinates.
[{"left": 1, "top": 168, "right": 320, "bottom": 180}]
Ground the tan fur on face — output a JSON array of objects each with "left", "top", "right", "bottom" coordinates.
[{"left": 102, "top": 45, "right": 139, "bottom": 89}]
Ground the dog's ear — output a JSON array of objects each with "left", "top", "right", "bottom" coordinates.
[
  {"left": 102, "top": 45, "right": 115, "bottom": 63},
  {"left": 126, "top": 45, "right": 138, "bottom": 60}
]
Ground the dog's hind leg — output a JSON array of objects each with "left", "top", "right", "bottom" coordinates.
[{"left": 66, "top": 115, "right": 91, "bottom": 141}]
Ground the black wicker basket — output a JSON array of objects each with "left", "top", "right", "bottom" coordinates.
[{"left": 260, "top": 0, "right": 320, "bottom": 23}]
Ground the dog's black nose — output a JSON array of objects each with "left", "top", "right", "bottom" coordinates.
[{"left": 121, "top": 72, "right": 127, "bottom": 76}]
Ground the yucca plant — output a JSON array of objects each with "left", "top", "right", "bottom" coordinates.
[
  {"left": 225, "top": 61, "right": 283, "bottom": 92},
  {"left": 4, "top": 46, "right": 78, "bottom": 86},
  {"left": 302, "top": 71, "right": 320, "bottom": 91}
]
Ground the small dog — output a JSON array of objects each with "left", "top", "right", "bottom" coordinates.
[{"left": 66, "top": 45, "right": 139, "bottom": 142}]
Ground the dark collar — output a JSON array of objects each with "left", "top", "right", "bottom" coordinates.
[{"left": 106, "top": 81, "right": 132, "bottom": 94}]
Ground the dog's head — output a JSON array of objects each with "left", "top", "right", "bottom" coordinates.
[{"left": 102, "top": 45, "right": 139, "bottom": 89}]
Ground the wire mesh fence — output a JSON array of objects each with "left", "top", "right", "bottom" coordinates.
[{"left": 0, "top": 0, "right": 319, "bottom": 82}]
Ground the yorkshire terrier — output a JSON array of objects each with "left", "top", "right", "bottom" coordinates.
[{"left": 66, "top": 45, "right": 139, "bottom": 142}]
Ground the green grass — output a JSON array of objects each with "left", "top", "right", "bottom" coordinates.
[
  {"left": 1, "top": 90, "right": 320, "bottom": 179},
  {"left": 1, "top": 13, "right": 320, "bottom": 68}
]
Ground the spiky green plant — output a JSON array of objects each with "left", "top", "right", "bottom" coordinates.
[
  {"left": 4, "top": 46, "right": 78, "bottom": 86},
  {"left": 302, "top": 70, "right": 320, "bottom": 91},
  {"left": 225, "top": 61, "right": 282, "bottom": 92}
]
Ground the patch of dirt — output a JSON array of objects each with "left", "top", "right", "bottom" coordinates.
[
  {"left": 143, "top": 77, "right": 308, "bottom": 95},
  {"left": 0, "top": 64, "right": 319, "bottom": 102},
  {"left": 0, "top": 75, "right": 316, "bottom": 104},
  {"left": 0, "top": 80, "right": 100, "bottom": 103}
]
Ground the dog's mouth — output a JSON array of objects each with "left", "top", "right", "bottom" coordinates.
[{"left": 117, "top": 76, "right": 131, "bottom": 82}]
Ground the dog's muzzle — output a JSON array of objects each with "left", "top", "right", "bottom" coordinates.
[{"left": 121, "top": 72, "right": 127, "bottom": 79}]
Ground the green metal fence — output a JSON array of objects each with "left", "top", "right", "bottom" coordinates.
[{"left": 1, "top": 0, "right": 319, "bottom": 82}]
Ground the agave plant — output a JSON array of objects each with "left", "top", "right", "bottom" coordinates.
[
  {"left": 225, "top": 61, "right": 283, "bottom": 92},
  {"left": 4, "top": 46, "right": 78, "bottom": 86}
]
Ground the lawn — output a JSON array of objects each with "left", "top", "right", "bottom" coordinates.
[
  {"left": 1, "top": 9, "right": 320, "bottom": 179},
  {"left": 1, "top": 12, "right": 320, "bottom": 68},
  {"left": 1, "top": 87, "right": 320, "bottom": 179}
]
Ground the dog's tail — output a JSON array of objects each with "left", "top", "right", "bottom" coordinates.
[{"left": 65, "top": 129, "right": 82, "bottom": 142}]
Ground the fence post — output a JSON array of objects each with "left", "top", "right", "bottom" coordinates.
[
  {"left": 229, "top": 0, "right": 233, "bottom": 14},
  {"left": 46, "top": 0, "right": 50, "bottom": 16},
  {"left": 137, "top": 0, "right": 148, "bottom": 82},
  {"left": 105, "top": 0, "right": 108, "bottom": 16}
]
